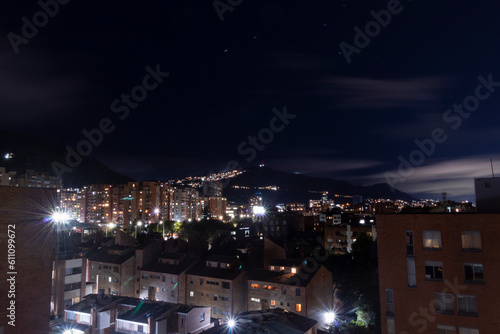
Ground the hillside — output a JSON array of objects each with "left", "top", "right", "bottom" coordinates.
[{"left": 223, "top": 166, "right": 414, "bottom": 205}]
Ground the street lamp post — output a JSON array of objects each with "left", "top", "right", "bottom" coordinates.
[{"left": 135, "top": 221, "right": 142, "bottom": 239}]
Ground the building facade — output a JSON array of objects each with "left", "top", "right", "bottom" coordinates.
[{"left": 378, "top": 214, "right": 500, "bottom": 334}]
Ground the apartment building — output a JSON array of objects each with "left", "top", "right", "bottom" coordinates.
[
  {"left": 138, "top": 253, "right": 198, "bottom": 303},
  {"left": 199, "top": 196, "right": 227, "bottom": 220},
  {"left": 378, "top": 214, "right": 500, "bottom": 334},
  {"left": 247, "top": 259, "right": 333, "bottom": 325},
  {"left": 57, "top": 293, "right": 212, "bottom": 334},
  {"left": 173, "top": 187, "right": 201, "bottom": 222},
  {"left": 87, "top": 245, "right": 136, "bottom": 297},
  {"left": 186, "top": 255, "right": 247, "bottom": 319},
  {"left": 324, "top": 218, "right": 376, "bottom": 254},
  {"left": 0, "top": 187, "right": 57, "bottom": 333}
]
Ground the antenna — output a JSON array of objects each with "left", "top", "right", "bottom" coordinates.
[{"left": 491, "top": 158, "right": 495, "bottom": 178}]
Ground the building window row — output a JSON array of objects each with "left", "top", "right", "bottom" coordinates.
[{"left": 435, "top": 293, "right": 478, "bottom": 316}]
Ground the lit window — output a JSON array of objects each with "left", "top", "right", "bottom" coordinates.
[
  {"left": 296, "top": 304, "right": 302, "bottom": 312},
  {"left": 459, "top": 328, "right": 479, "bottom": 334},
  {"left": 270, "top": 266, "right": 275, "bottom": 270},
  {"left": 280, "top": 266, "right": 285, "bottom": 271},
  {"left": 189, "top": 291, "right": 194, "bottom": 297},
  {"left": 271, "top": 300, "right": 275, "bottom": 307},
  {"left": 251, "top": 283, "right": 261, "bottom": 289},
  {"left": 291, "top": 268, "right": 297, "bottom": 274},
  {"left": 423, "top": 231, "right": 442, "bottom": 249},
  {"left": 462, "top": 232, "right": 481, "bottom": 250}
]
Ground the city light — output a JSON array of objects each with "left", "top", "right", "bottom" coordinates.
[
  {"left": 227, "top": 319, "right": 236, "bottom": 328},
  {"left": 51, "top": 210, "right": 70, "bottom": 224},
  {"left": 253, "top": 206, "right": 266, "bottom": 215},
  {"left": 154, "top": 208, "right": 160, "bottom": 215},
  {"left": 137, "top": 221, "right": 142, "bottom": 226},
  {"left": 324, "top": 311, "right": 335, "bottom": 324}
]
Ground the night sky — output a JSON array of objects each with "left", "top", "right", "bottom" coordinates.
[{"left": 1, "top": 0, "right": 499, "bottom": 201}]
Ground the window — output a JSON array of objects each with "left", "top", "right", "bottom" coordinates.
[
  {"left": 296, "top": 303, "right": 302, "bottom": 312},
  {"left": 387, "top": 317, "right": 395, "bottom": 334},
  {"left": 423, "top": 231, "right": 442, "bottom": 249},
  {"left": 464, "top": 264, "right": 484, "bottom": 283},
  {"left": 407, "top": 257, "right": 416, "bottom": 287},
  {"left": 190, "top": 278, "right": 193, "bottom": 284},
  {"left": 251, "top": 283, "right": 261, "bottom": 289},
  {"left": 270, "top": 266, "right": 275, "bottom": 270},
  {"left": 281, "top": 286, "right": 287, "bottom": 295},
  {"left": 181, "top": 318, "right": 184, "bottom": 327},
  {"left": 386, "top": 289, "right": 394, "bottom": 315},
  {"left": 458, "top": 295, "right": 477, "bottom": 316},
  {"left": 142, "top": 285, "right": 147, "bottom": 290},
  {"left": 213, "top": 307, "right": 217, "bottom": 315},
  {"left": 189, "top": 291, "right": 194, "bottom": 297},
  {"left": 171, "top": 276, "right": 176, "bottom": 284},
  {"left": 171, "top": 290, "right": 175, "bottom": 297},
  {"left": 296, "top": 288, "right": 301, "bottom": 296},
  {"left": 251, "top": 298, "right": 260, "bottom": 303},
  {"left": 200, "top": 312, "right": 205, "bottom": 322},
  {"left": 222, "top": 282, "right": 230, "bottom": 289},
  {"left": 435, "top": 293, "right": 454, "bottom": 314},
  {"left": 200, "top": 279, "right": 204, "bottom": 285},
  {"left": 162, "top": 288, "right": 166, "bottom": 292},
  {"left": 113, "top": 266, "right": 119, "bottom": 273},
  {"left": 280, "top": 266, "right": 285, "bottom": 271},
  {"left": 214, "top": 294, "right": 218, "bottom": 301},
  {"left": 459, "top": 328, "right": 479, "bottom": 334},
  {"left": 79, "top": 314, "right": 90, "bottom": 324},
  {"left": 150, "top": 275, "right": 161, "bottom": 280},
  {"left": 406, "top": 231, "right": 414, "bottom": 255},
  {"left": 280, "top": 301, "right": 283, "bottom": 306},
  {"left": 425, "top": 261, "right": 444, "bottom": 281},
  {"left": 291, "top": 267, "right": 297, "bottom": 274},
  {"left": 142, "top": 273, "right": 148, "bottom": 279},
  {"left": 66, "top": 312, "right": 76, "bottom": 321},
  {"left": 271, "top": 300, "right": 276, "bottom": 307},
  {"left": 462, "top": 232, "right": 481, "bottom": 250},
  {"left": 221, "top": 296, "right": 230, "bottom": 301}
]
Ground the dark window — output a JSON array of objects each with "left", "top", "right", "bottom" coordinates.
[
  {"left": 464, "top": 264, "right": 484, "bottom": 283},
  {"left": 425, "top": 261, "right": 444, "bottom": 281},
  {"left": 295, "top": 288, "right": 301, "bottom": 296},
  {"left": 222, "top": 282, "right": 230, "bottom": 289},
  {"left": 435, "top": 293, "right": 454, "bottom": 314},
  {"left": 386, "top": 289, "right": 394, "bottom": 315},
  {"left": 406, "top": 231, "right": 414, "bottom": 256},
  {"left": 458, "top": 295, "right": 477, "bottom": 316}
]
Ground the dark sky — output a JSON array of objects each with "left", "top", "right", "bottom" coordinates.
[{"left": 1, "top": 0, "right": 499, "bottom": 201}]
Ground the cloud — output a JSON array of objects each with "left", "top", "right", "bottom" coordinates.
[
  {"left": 267, "top": 157, "right": 384, "bottom": 175},
  {"left": 315, "top": 76, "right": 452, "bottom": 110},
  {"left": 362, "top": 154, "right": 500, "bottom": 198}
]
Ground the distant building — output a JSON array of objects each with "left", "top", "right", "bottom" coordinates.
[
  {"left": 323, "top": 217, "right": 376, "bottom": 254},
  {"left": 474, "top": 177, "right": 500, "bottom": 213},
  {"left": 352, "top": 195, "right": 363, "bottom": 205},
  {"left": 8, "top": 169, "right": 62, "bottom": 188},
  {"left": 200, "top": 196, "right": 227, "bottom": 220},
  {"left": 173, "top": 187, "right": 200, "bottom": 222},
  {"left": 203, "top": 181, "right": 223, "bottom": 197}
]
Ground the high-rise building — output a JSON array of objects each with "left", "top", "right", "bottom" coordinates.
[
  {"left": 0, "top": 187, "right": 57, "bottom": 333},
  {"left": 173, "top": 187, "right": 200, "bottom": 222}
]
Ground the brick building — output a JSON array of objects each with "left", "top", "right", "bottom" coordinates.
[
  {"left": 0, "top": 187, "right": 57, "bottom": 333},
  {"left": 378, "top": 214, "right": 500, "bottom": 334}
]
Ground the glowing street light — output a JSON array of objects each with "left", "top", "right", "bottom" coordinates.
[
  {"left": 135, "top": 221, "right": 142, "bottom": 238},
  {"left": 51, "top": 210, "right": 70, "bottom": 224},
  {"left": 253, "top": 206, "right": 266, "bottom": 215},
  {"left": 227, "top": 319, "right": 236, "bottom": 328},
  {"left": 324, "top": 311, "right": 335, "bottom": 324}
]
